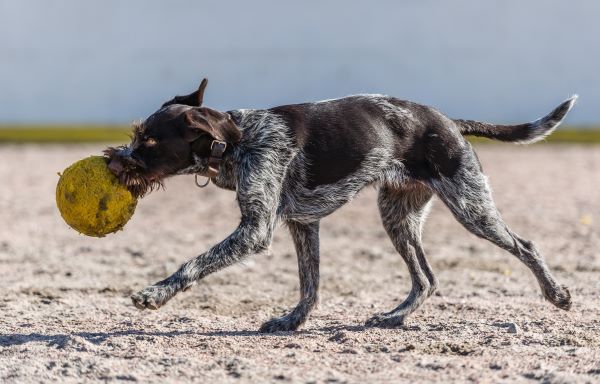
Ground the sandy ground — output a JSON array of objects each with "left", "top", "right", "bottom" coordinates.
[{"left": 0, "top": 144, "right": 599, "bottom": 383}]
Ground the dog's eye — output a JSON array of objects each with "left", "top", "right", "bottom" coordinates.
[{"left": 145, "top": 138, "right": 158, "bottom": 147}]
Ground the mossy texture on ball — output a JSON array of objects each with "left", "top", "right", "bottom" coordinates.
[{"left": 56, "top": 156, "right": 137, "bottom": 237}]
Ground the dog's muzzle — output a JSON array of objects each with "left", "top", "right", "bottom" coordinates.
[
  {"left": 107, "top": 157, "right": 125, "bottom": 175},
  {"left": 105, "top": 146, "right": 144, "bottom": 177},
  {"left": 103, "top": 146, "right": 160, "bottom": 198}
]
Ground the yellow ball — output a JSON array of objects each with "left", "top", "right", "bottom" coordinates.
[{"left": 56, "top": 156, "right": 137, "bottom": 237}]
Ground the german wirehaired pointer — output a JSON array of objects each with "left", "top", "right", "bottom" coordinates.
[{"left": 106, "top": 79, "right": 576, "bottom": 332}]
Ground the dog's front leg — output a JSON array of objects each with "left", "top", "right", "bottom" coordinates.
[
  {"left": 131, "top": 146, "right": 290, "bottom": 311},
  {"left": 131, "top": 216, "right": 275, "bottom": 310}
]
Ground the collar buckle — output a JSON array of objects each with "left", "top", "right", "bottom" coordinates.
[
  {"left": 211, "top": 140, "right": 227, "bottom": 152},
  {"left": 195, "top": 140, "right": 228, "bottom": 188}
]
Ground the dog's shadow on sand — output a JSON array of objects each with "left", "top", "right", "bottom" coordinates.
[
  {"left": 0, "top": 329, "right": 252, "bottom": 348},
  {"left": 0, "top": 325, "right": 371, "bottom": 348},
  {"left": 0, "top": 330, "right": 191, "bottom": 348}
]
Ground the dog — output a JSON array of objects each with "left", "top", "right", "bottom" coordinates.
[{"left": 105, "top": 78, "right": 576, "bottom": 332}]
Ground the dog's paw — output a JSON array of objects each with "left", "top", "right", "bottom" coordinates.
[
  {"left": 131, "top": 285, "right": 172, "bottom": 310},
  {"left": 545, "top": 285, "right": 572, "bottom": 311},
  {"left": 426, "top": 278, "right": 439, "bottom": 297},
  {"left": 259, "top": 316, "right": 300, "bottom": 333},
  {"left": 365, "top": 313, "right": 406, "bottom": 328}
]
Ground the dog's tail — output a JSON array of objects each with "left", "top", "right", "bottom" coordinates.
[{"left": 454, "top": 96, "right": 577, "bottom": 144}]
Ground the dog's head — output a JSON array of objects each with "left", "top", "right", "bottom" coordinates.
[{"left": 105, "top": 79, "right": 241, "bottom": 197}]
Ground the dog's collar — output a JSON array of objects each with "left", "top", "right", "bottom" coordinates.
[
  {"left": 194, "top": 139, "right": 227, "bottom": 187},
  {"left": 206, "top": 140, "right": 227, "bottom": 178}
]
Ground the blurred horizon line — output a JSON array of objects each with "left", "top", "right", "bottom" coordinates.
[{"left": 2, "top": 125, "right": 600, "bottom": 145}]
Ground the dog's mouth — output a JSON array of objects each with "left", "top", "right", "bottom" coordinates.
[{"left": 103, "top": 146, "right": 165, "bottom": 198}]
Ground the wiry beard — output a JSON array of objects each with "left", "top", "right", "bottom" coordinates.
[
  {"left": 119, "top": 171, "right": 165, "bottom": 199},
  {"left": 103, "top": 146, "right": 165, "bottom": 198},
  {"left": 119, "top": 172, "right": 164, "bottom": 198}
]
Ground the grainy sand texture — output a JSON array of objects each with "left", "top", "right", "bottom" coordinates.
[{"left": 0, "top": 144, "right": 599, "bottom": 383}]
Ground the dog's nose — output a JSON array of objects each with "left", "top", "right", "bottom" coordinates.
[{"left": 108, "top": 158, "right": 124, "bottom": 176}]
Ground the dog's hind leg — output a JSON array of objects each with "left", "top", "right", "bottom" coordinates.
[
  {"left": 428, "top": 147, "right": 571, "bottom": 310},
  {"left": 366, "top": 184, "right": 436, "bottom": 328},
  {"left": 259, "top": 220, "right": 320, "bottom": 332}
]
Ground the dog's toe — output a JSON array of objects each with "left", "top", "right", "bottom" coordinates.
[
  {"left": 131, "top": 285, "right": 170, "bottom": 310},
  {"left": 365, "top": 313, "right": 406, "bottom": 328},
  {"left": 546, "top": 285, "right": 572, "bottom": 311},
  {"left": 259, "top": 317, "right": 299, "bottom": 333},
  {"left": 145, "top": 300, "right": 159, "bottom": 310},
  {"left": 131, "top": 294, "right": 148, "bottom": 310}
]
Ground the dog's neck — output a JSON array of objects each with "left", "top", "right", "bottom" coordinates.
[
  {"left": 207, "top": 110, "right": 248, "bottom": 190},
  {"left": 176, "top": 146, "right": 235, "bottom": 191},
  {"left": 177, "top": 140, "right": 237, "bottom": 191},
  {"left": 176, "top": 109, "right": 253, "bottom": 191}
]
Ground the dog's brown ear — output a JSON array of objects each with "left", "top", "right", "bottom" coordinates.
[
  {"left": 162, "top": 78, "right": 209, "bottom": 108},
  {"left": 196, "top": 78, "right": 208, "bottom": 106},
  {"left": 182, "top": 107, "right": 242, "bottom": 144}
]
